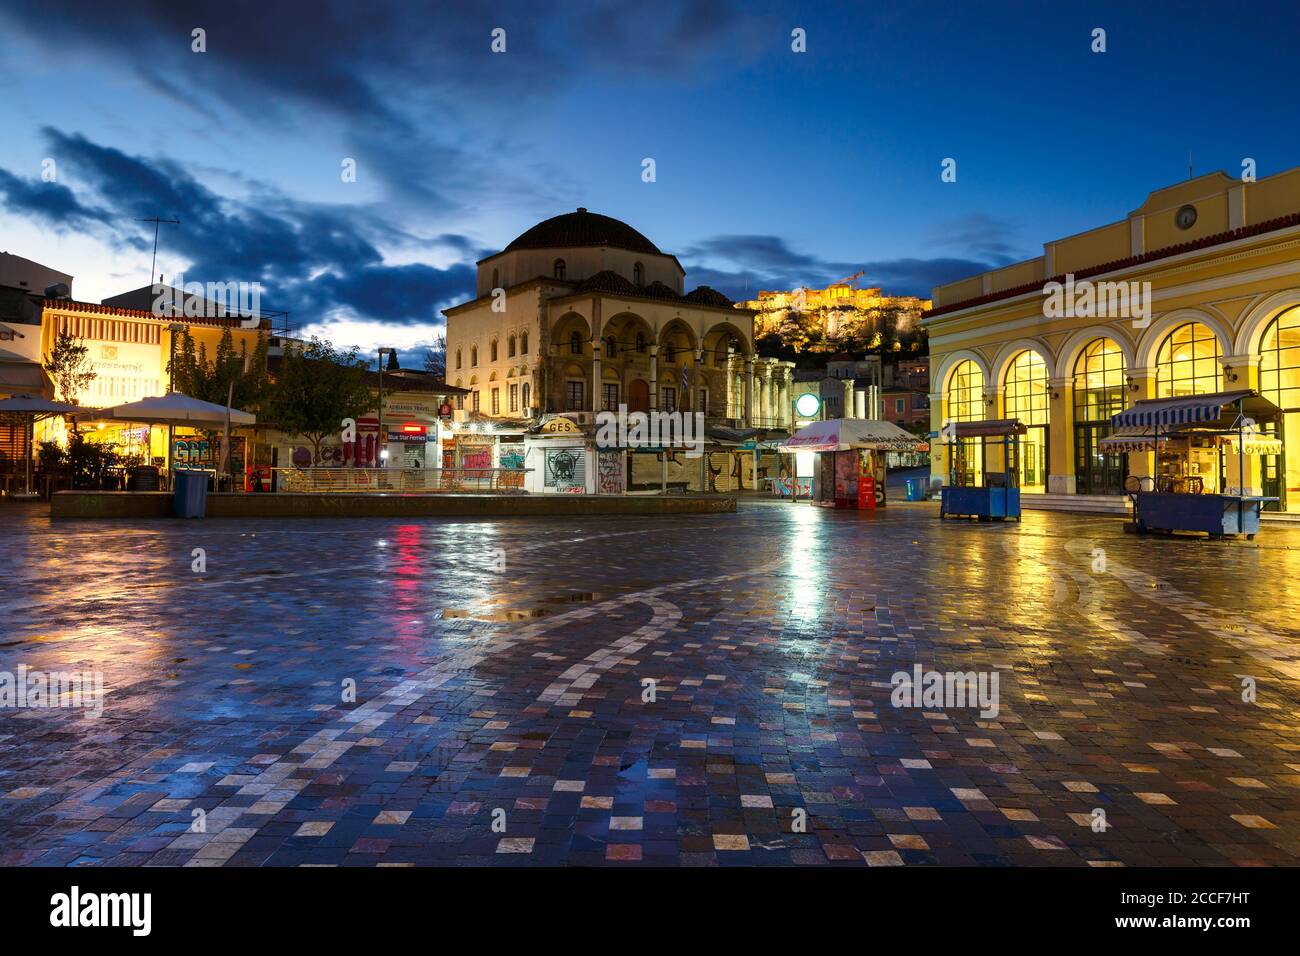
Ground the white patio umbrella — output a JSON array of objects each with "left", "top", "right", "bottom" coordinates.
[
  {"left": 0, "top": 394, "right": 84, "bottom": 498},
  {"left": 778, "top": 418, "right": 930, "bottom": 453},
  {"left": 80, "top": 391, "right": 255, "bottom": 427},
  {"left": 76, "top": 391, "right": 255, "bottom": 479}
]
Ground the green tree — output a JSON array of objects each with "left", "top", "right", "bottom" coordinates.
[
  {"left": 169, "top": 328, "right": 270, "bottom": 481},
  {"left": 267, "top": 337, "right": 372, "bottom": 465},
  {"left": 44, "top": 330, "right": 96, "bottom": 405}
]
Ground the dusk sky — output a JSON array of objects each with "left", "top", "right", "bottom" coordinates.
[{"left": 1, "top": 0, "right": 1297, "bottom": 365}]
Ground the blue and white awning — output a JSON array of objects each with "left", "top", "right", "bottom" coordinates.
[{"left": 1110, "top": 390, "right": 1252, "bottom": 429}]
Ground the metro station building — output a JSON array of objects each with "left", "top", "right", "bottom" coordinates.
[{"left": 924, "top": 167, "right": 1300, "bottom": 510}]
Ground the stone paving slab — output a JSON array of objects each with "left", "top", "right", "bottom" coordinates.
[{"left": 0, "top": 500, "right": 1298, "bottom": 866}]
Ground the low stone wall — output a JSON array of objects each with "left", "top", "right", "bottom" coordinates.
[{"left": 50, "top": 491, "right": 736, "bottom": 519}]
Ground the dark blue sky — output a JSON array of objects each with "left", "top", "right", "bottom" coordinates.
[{"left": 0, "top": 0, "right": 1295, "bottom": 362}]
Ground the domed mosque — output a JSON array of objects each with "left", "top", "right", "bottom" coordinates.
[{"left": 442, "top": 208, "right": 795, "bottom": 492}]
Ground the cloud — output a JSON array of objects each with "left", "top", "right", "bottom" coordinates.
[
  {"left": 0, "top": 0, "right": 756, "bottom": 212},
  {"left": 0, "top": 129, "right": 477, "bottom": 332},
  {"left": 680, "top": 232, "right": 1004, "bottom": 299},
  {"left": 927, "top": 213, "right": 1023, "bottom": 266}
]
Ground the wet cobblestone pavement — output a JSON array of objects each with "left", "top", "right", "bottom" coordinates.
[{"left": 1, "top": 499, "right": 1299, "bottom": 867}]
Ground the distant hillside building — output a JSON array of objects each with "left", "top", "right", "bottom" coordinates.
[{"left": 741, "top": 283, "right": 931, "bottom": 343}]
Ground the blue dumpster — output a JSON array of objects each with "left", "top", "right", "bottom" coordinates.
[
  {"left": 905, "top": 477, "right": 925, "bottom": 501},
  {"left": 172, "top": 469, "right": 209, "bottom": 518}
]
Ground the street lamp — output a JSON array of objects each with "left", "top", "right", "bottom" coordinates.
[{"left": 377, "top": 347, "right": 397, "bottom": 468}]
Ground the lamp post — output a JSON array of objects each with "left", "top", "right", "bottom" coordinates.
[
  {"left": 377, "top": 347, "right": 396, "bottom": 468},
  {"left": 166, "top": 323, "right": 187, "bottom": 480}
]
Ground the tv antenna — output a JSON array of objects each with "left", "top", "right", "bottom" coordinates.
[{"left": 135, "top": 216, "right": 180, "bottom": 286}]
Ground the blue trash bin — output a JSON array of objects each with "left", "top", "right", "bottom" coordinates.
[
  {"left": 905, "top": 477, "right": 925, "bottom": 501},
  {"left": 172, "top": 469, "right": 209, "bottom": 518}
]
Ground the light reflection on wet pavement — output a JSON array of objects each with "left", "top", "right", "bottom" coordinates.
[{"left": 1, "top": 499, "right": 1298, "bottom": 866}]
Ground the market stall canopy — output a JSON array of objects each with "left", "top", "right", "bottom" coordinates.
[
  {"left": 780, "top": 418, "right": 929, "bottom": 453},
  {"left": 1110, "top": 389, "right": 1280, "bottom": 430},
  {"left": 77, "top": 391, "right": 255, "bottom": 427},
  {"left": 0, "top": 393, "right": 82, "bottom": 417},
  {"left": 946, "top": 419, "right": 1027, "bottom": 439}
]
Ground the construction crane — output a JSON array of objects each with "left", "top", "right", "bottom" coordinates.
[{"left": 836, "top": 270, "right": 865, "bottom": 290}]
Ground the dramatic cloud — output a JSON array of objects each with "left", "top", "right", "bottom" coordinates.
[
  {"left": 0, "top": 129, "right": 476, "bottom": 333},
  {"left": 0, "top": 0, "right": 760, "bottom": 213}
]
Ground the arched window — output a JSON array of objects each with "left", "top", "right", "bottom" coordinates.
[
  {"left": 569, "top": 330, "right": 582, "bottom": 354},
  {"left": 945, "top": 359, "right": 985, "bottom": 488},
  {"left": 508, "top": 335, "right": 516, "bottom": 358},
  {"left": 471, "top": 346, "right": 478, "bottom": 367},
  {"left": 636, "top": 332, "right": 646, "bottom": 353},
  {"left": 1072, "top": 338, "right": 1127, "bottom": 496},
  {"left": 522, "top": 382, "right": 531, "bottom": 411},
  {"left": 490, "top": 340, "right": 498, "bottom": 362},
  {"left": 521, "top": 332, "right": 529, "bottom": 355},
  {"left": 455, "top": 349, "right": 462, "bottom": 369},
  {"left": 1003, "top": 350, "right": 1049, "bottom": 493},
  {"left": 945, "top": 359, "right": 984, "bottom": 422},
  {"left": 1259, "top": 307, "right": 1300, "bottom": 510},
  {"left": 553, "top": 259, "right": 566, "bottom": 280},
  {"left": 633, "top": 262, "right": 644, "bottom": 286},
  {"left": 1155, "top": 322, "right": 1221, "bottom": 398},
  {"left": 605, "top": 335, "right": 617, "bottom": 358}
]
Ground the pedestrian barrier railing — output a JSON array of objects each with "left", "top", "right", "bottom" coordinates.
[{"left": 266, "top": 467, "right": 530, "bottom": 493}]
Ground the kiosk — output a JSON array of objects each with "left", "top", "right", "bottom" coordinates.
[
  {"left": 1103, "top": 389, "right": 1281, "bottom": 539},
  {"left": 779, "top": 418, "right": 928, "bottom": 509},
  {"left": 939, "top": 419, "right": 1025, "bottom": 521}
]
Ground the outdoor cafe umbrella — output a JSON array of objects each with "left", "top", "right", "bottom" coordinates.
[
  {"left": 76, "top": 391, "right": 256, "bottom": 477},
  {"left": 0, "top": 393, "right": 84, "bottom": 498}
]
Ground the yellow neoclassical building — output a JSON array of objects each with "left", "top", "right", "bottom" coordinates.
[{"left": 924, "top": 166, "right": 1300, "bottom": 510}]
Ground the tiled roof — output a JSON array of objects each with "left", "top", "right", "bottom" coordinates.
[
  {"left": 924, "top": 210, "right": 1300, "bottom": 320},
  {"left": 684, "top": 285, "right": 734, "bottom": 307},
  {"left": 574, "top": 270, "right": 639, "bottom": 296},
  {"left": 504, "top": 208, "right": 661, "bottom": 255}
]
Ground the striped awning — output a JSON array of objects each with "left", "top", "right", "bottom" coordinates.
[
  {"left": 1098, "top": 431, "right": 1158, "bottom": 452},
  {"left": 1219, "top": 433, "right": 1284, "bottom": 455},
  {"left": 1110, "top": 390, "right": 1252, "bottom": 429}
]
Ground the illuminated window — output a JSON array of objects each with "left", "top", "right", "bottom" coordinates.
[
  {"left": 1259, "top": 307, "right": 1300, "bottom": 511},
  {"left": 1004, "top": 350, "right": 1048, "bottom": 426},
  {"left": 1155, "top": 322, "right": 1221, "bottom": 397},
  {"left": 1004, "top": 350, "right": 1049, "bottom": 493},
  {"left": 1072, "top": 338, "right": 1127, "bottom": 424},
  {"left": 945, "top": 359, "right": 984, "bottom": 422}
]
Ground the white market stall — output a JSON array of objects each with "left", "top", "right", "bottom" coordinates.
[{"left": 779, "top": 418, "right": 929, "bottom": 507}]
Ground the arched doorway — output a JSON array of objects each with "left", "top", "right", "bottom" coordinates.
[
  {"left": 1259, "top": 306, "right": 1300, "bottom": 510},
  {"left": 946, "top": 359, "right": 984, "bottom": 487},
  {"left": 627, "top": 379, "right": 649, "bottom": 414},
  {"left": 1004, "top": 350, "right": 1049, "bottom": 493},
  {"left": 1072, "top": 338, "right": 1127, "bottom": 495}
]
